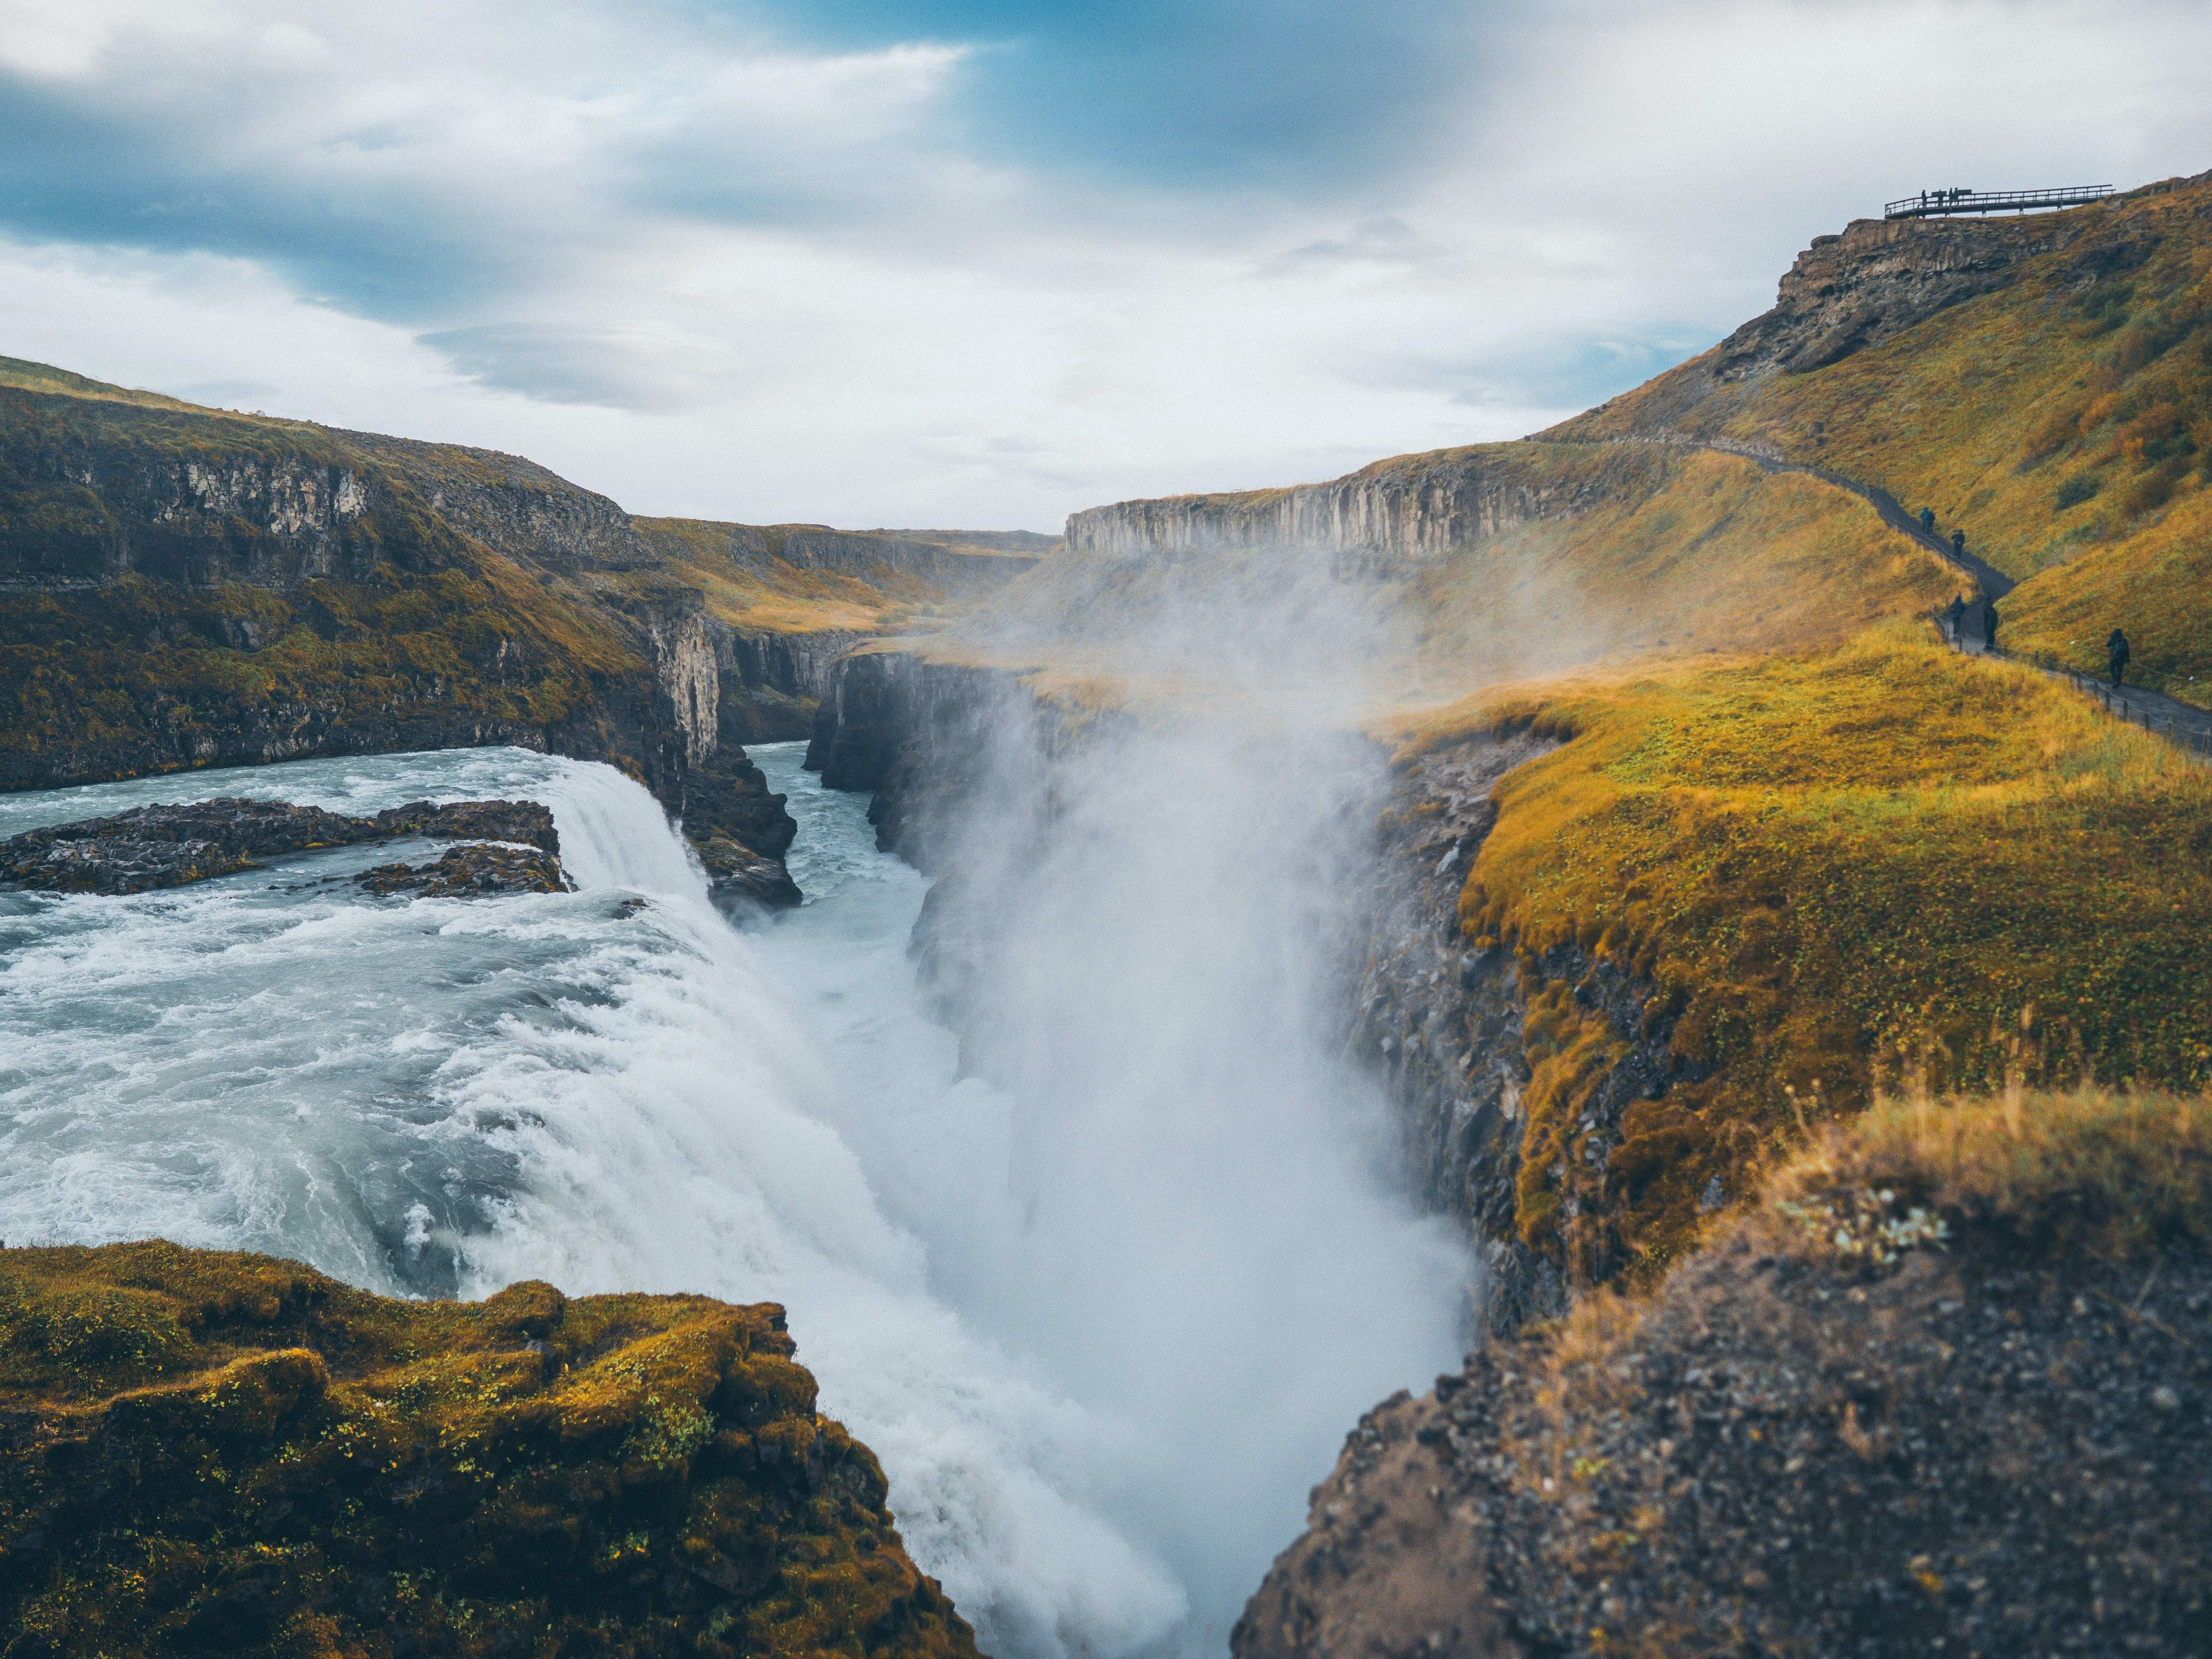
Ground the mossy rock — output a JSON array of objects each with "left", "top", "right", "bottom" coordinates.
[{"left": 0, "top": 1242, "right": 979, "bottom": 1659}]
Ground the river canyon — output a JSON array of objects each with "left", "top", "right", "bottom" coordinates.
[{"left": 0, "top": 726, "right": 1470, "bottom": 1659}]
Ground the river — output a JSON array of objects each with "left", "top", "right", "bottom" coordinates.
[{"left": 0, "top": 740, "right": 1467, "bottom": 1658}]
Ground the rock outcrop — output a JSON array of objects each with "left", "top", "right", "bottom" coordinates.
[
  {"left": 0, "top": 1240, "right": 980, "bottom": 1659},
  {"left": 354, "top": 841, "right": 568, "bottom": 897},
  {"left": 0, "top": 797, "right": 561, "bottom": 895},
  {"left": 1234, "top": 1095, "right": 2212, "bottom": 1659}
]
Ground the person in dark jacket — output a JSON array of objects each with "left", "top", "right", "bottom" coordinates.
[
  {"left": 1952, "top": 528, "right": 1967, "bottom": 556},
  {"left": 1983, "top": 600, "right": 2001, "bottom": 652},
  {"left": 1921, "top": 506, "right": 1937, "bottom": 534},
  {"left": 2108, "top": 627, "right": 2131, "bottom": 687},
  {"left": 1945, "top": 593, "right": 1967, "bottom": 642}
]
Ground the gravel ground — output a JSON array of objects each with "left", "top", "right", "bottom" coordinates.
[{"left": 1236, "top": 1227, "right": 2211, "bottom": 1659}]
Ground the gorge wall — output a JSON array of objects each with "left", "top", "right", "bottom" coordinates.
[
  {"left": 1063, "top": 445, "right": 1621, "bottom": 569},
  {"left": 0, "top": 357, "right": 1049, "bottom": 909}
]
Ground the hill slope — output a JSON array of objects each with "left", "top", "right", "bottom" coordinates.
[
  {"left": 1555, "top": 169, "right": 2212, "bottom": 702},
  {"left": 0, "top": 357, "right": 1049, "bottom": 904}
]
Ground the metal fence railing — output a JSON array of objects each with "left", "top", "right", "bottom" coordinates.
[
  {"left": 1930, "top": 608, "right": 2212, "bottom": 762},
  {"left": 1885, "top": 185, "right": 2113, "bottom": 220}
]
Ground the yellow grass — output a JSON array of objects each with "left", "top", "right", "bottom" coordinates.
[{"left": 1393, "top": 622, "right": 2212, "bottom": 1283}]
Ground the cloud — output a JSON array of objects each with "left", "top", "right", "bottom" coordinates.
[
  {"left": 0, "top": 0, "right": 2209, "bottom": 529},
  {"left": 416, "top": 324, "right": 721, "bottom": 412},
  {"left": 752, "top": 0, "right": 1499, "bottom": 190}
]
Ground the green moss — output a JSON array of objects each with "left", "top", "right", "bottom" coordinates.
[
  {"left": 0, "top": 1243, "right": 979, "bottom": 1659},
  {"left": 1407, "top": 625, "right": 2212, "bottom": 1287}
]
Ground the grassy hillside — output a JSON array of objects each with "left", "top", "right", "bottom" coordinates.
[
  {"left": 1398, "top": 623, "right": 2212, "bottom": 1285},
  {"left": 1557, "top": 171, "right": 2212, "bottom": 702},
  {"left": 1403, "top": 445, "right": 1956, "bottom": 679},
  {"left": 633, "top": 517, "right": 931, "bottom": 635},
  {"left": 0, "top": 357, "right": 1032, "bottom": 793},
  {"left": 0, "top": 1241, "right": 977, "bottom": 1659}
]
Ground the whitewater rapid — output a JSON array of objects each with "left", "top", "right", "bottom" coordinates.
[{"left": 0, "top": 743, "right": 1467, "bottom": 1658}]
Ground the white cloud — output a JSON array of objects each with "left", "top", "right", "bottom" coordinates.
[{"left": 3, "top": 0, "right": 2210, "bottom": 529}]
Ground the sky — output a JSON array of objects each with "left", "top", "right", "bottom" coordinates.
[{"left": 2, "top": 1, "right": 2209, "bottom": 532}]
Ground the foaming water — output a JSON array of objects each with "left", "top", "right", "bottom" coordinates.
[{"left": 0, "top": 741, "right": 1466, "bottom": 1658}]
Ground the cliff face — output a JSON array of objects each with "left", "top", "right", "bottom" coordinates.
[
  {"left": 1064, "top": 447, "right": 1617, "bottom": 568},
  {"left": 717, "top": 625, "right": 873, "bottom": 744},
  {"left": 757, "top": 525, "right": 1043, "bottom": 593},
  {"left": 0, "top": 359, "right": 1058, "bottom": 905},
  {"left": 0, "top": 1240, "right": 980, "bottom": 1659},
  {"left": 0, "top": 370, "right": 716, "bottom": 824},
  {"left": 1712, "top": 211, "right": 2089, "bottom": 381}
]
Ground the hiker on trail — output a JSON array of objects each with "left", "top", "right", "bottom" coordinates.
[
  {"left": 1983, "top": 600, "right": 2001, "bottom": 652},
  {"left": 1921, "top": 506, "right": 1936, "bottom": 534},
  {"left": 1951, "top": 528, "right": 1967, "bottom": 556},
  {"left": 1945, "top": 594, "right": 1967, "bottom": 642},
  {"left": 2108, "top": 627, "right": 2131, "bottom": 687}
]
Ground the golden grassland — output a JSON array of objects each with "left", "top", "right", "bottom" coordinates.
[
  {"left": 1538, "top": 1082, "right": 2212, "bottom": 1398},
  {"left": 0, "top": 1242, "right": 977, "bottom": 1659},
  {"left": 1777, "top": 1082, "right": 2212, "bottom": 1264},
  {"left": 1564, "top": 175, "right": 2212, "bottom": 702},
  {"left": 1396, "top": 623, "right": 2212, "bottom": 1285},
  {"left": 629, "top": 517, "right": 919, "bottom": 636},
  {"left": 1404, "top": 448, "right": 1959, "bottom": 680}
]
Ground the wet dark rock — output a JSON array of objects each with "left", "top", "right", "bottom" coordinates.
[
  {"left": 682, "top": 746, "right": 801, "bottom": 912},
  {"left": 1, "top": 796, "right": 560, "bottom": 895},
  {"left": 354, "top": 842, "right": 568, "bottom": 897},
  {"left": 695, "top": 834, "right": 804, "bottom": 915}
]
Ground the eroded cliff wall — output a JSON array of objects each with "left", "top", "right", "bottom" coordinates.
[{"left": 1064, "top": 446, "right": 1618, "bottom": 567}]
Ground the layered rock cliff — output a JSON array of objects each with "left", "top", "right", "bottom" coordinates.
[
  {"left": 1234, "top": 1091, "right": 2212, "bottom": 1659},
  {"left": 1063, "top": 446, "right": 1618, "bottom": 569}
]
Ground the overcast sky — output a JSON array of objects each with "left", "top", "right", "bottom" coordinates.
[{"left": 3, "top": 1, "right": 2208, "bottom": 531}]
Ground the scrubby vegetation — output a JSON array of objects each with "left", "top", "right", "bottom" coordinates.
[
  {"left": 1776, "top": 1081, "right": 2212, "bottom": 1263},
  {"left": 1402, "top": 623, "right": 2212, "bottom": 1286},
  {"left": 0, "top": 1242, "right": 977, "bottom": 1659},
  {"left": 629, "top": 518, "right": 918, "bottom": 638}
]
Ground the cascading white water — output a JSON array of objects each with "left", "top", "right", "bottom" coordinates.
[{"left": 0, "top": 738, "right": 1468, "bottom": 1659}]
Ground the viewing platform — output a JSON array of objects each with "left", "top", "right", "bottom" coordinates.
[{"left": 1885, "top": 184, "right": 2113, "bottom": 220}]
